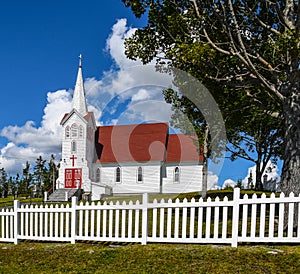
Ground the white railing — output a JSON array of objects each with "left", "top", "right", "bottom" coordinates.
[{"left": 1, "top": 188, "right": 300, "bottom": 247}]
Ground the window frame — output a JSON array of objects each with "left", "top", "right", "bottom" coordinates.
[
  {"left": 115, "top": 166, "right": 121, "bottom": 183},
  {"left": 71, "top": 141, "right": 77, "bottom": 153},
  {"left": 71, "top": 124, "right": 78, "bottom": 138},
  {"left": 137, "top": 166, "right": 143, "bottom": 183},
  {"left": 174, "top": 167, "right": 180, "bottom": 183},
  {"left": 65, "top": 126, "right": 70, "bottom": 138},
  {"left": 96, "top": 168, "right": 101, "bottom": 183}
]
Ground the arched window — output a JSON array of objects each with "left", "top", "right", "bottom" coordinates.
[
  {"left": 71, "top": 124, "right": 78, "bottom": 138},
  {"left": 137, "top": 167, "right": 143, "bottom": 183},
  {"left": 79, "top": 125, "right": 84, "bottom": 138},
  {"left": 65, "top": 126, "right": 70, "bottom": 138},
  {"left": 174, "top": 167, "right": 180, "bottom": 183},
  {"left": 71, "top": 141, "right": 76, "bottom": 153},
  {"left": 116, "top": 167, "right": 121, "bottom": 183},
  {"left": 96, "top": 168, "right": 101, "bottom": 182}
]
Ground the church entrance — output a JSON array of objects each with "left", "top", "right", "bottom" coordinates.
[{"left": 65, "top": 168, "right": 82, "bottom": 188}]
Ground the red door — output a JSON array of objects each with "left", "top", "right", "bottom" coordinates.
[{"left": 65, "top": 168, "right": 82, "bottom": 188}]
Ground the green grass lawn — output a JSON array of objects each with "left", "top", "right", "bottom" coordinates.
[
  {"left": 0, "top": 242, "right": 299, "bottom": 273},
  {"left": 0, "top": 195, "right": 44, "bottom": 208}
]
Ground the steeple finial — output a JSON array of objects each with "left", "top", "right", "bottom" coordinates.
[{"left": 79, "top": 54, "right": 82, "bottom": 68}]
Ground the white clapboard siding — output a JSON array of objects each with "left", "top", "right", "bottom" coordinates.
[
  {"left": 162, "top": 164, "right": 203, "bottom": 194},
  {"left": 1, "top": 188, "right": 300, "bottom": 246}
]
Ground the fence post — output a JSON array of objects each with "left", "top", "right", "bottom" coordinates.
[
  {"left": 141, "top": 193, "right": 149, "bottom": 245},
  {"left": 70, "top": 196, "right": 78, "bottom": 244},
  {"left": 13, "top": 200, "right": 20, "bottom": 245},
  {"left": 231, "top": 187, "right": 240, "bottom": 247},
  {"left": 44, "top": 191, "right": 48, "bottom": 202}
]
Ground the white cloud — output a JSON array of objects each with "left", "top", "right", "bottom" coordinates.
[
  {"left": 207, "top": 171, "right": 219, "bottom": 190},
  {"left": 132, "top": 88, "right": 151, "bottom": 102},
  {"left": 222, "top": 179, "right": 237, "bottom": 189},
  {"left": 106, "top": 18, "right": 141, "bottom": 70}
]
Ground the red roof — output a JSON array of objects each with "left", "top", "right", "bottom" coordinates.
[
  {"left": 166, "top": 134, "right": 203, "bottom": 162},
  {"left": 96, "top": 123, "right": 168, "bottom": 163},
  {"left": 96, "top": 123, "right": 202, "bottom": 163}
]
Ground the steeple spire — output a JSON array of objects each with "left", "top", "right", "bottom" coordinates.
[{"left": 72, "top": 54, "right": 88, "bottom": 116}]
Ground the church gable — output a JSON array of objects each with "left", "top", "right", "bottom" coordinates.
[{"left": 60, "top": 109, "right": 88, "bottom": 126}]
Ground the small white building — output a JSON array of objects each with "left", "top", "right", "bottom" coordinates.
[{"left": 55, "top": 56, "right": 203, "bottom": 200}]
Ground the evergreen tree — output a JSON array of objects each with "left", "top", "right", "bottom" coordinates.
[
  {"left": 33, "top": 156, "right": 47, "bottom": 197},
  {"left": 0, "top": 168, "right": 8, "bottom": 198},
  {"left": 20, "top": 162, "right": 32, "bottom": 196}
]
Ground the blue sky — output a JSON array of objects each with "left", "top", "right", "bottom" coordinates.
[{"left": 0, "top": 0, "right": 281, "bottom": 186}]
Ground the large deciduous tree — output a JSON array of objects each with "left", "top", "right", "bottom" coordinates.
[{"left": 122, "top": 1, "right": 299, "bottom": 196}]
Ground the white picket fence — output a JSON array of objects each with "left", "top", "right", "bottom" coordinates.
[{"left": 1, "top": 188, "right": 300, "bottom": 247}]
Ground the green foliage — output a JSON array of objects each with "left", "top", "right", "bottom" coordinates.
[
  {"left": 0, "top": 155, "right": 59, "bottom": 198},
  {"left": 121, "top": 0, "right": 300, "bottom": 191}
]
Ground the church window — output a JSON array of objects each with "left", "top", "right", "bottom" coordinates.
[
  {"left": 71, "top": 141, "right": 76, "bottom": 153},
  {"left": 174, "top": 167, "right": 180, "bottom": 183},
  {"left": 71, "top": 124, "right": 78, "bottom": 138},
  {"left": 116, "top": 167, "right": 121, "bottom": 183},
  {"left": 96, "top": 168, "right": 100, "bottom": 182},
  {"left": 79, "top": 125, "right": 84, "bottom": 138},
  {"left": 65, "top": 126, "right": 70, "bottom": 138},
  {"left": 137, "top": 167, "right": 143, "bottom": 183}
]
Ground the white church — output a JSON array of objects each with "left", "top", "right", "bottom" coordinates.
[{"left": 53, "top": 56, "right": 203, "bottom": 201}]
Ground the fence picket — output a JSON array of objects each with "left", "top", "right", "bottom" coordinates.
[
  {"left": 159, "top": 199, "right": 165, "bottom": 238},
  {"left": 174, "top": 199, "right": 180, "bottom": 239},
  {"left": 90, "top": 203, "right": 95, "bottom": 238},
  {"left": 44, "top": 205, "right": 49, "bottom": 237},
  {"left": 1, "top": 188, "right": 300, "bottom": 246},
  {"left": 190, "top": 199, "right": 195, "bottom": 239},
  {"left": 250, "top": 194, "right": 257, "bottom": 238},
  {"left": 152, "top": 199, "right": 157, "bottom": 238},
  {"left": 269, "top": 195, "right": 275, "bottom": 237},
  {"left": 182, "top": 198, "right": 187, "bottom": 239},
  {"left": 108, "top": 204, "right": 113, "bottom": 238},
  {"left": 115, "top": 201, "right": 120, "bottom": 238},
  {"left": 278, "top": 193, "right": 285, "bottom": 238},
  {"left": 121, "top": 201, "right": 126, "bottom": 239},
  {"left": 222, "top": 197, "right": 228, "bottom": 239},
  {"left": 259, "top": 194, "right": 266, "bottom": 238},
  {"left": 214, "top": 197, "right": 220, "bottom": 239},
  {"left": 167, "top": 200, "right": 172, "bottom": 239},
  {"left": 96, "top": 204, "right": 101, "bottom": 238},
  {"left": 135, "top": 200, "right": 140, "bottom": 238},
  {"left": 197, "top": 203, "right": 203, "bottom": 239},
  {"left": 128, "top": 201, "right": 133, "bottom": 239},
  {"left": 205, "top": 198, "right": 212, "bottom": 239},
  {"left": 288, "top": 193, "right": 295, "bottom": 237}
]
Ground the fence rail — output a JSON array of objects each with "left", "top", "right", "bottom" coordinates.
[{"left": 1, "top": 188, "right": 300, "bottom": 247}]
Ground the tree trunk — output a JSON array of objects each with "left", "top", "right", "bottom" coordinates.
[
  {"left": 201, "top": 125, "right": 209, "bottom": 199},
  {"left": 281, "top": 91, "right": 300, "bottom": 228},
  {"left": 255, "top": 161, "right": 263, "bottom": 191}
]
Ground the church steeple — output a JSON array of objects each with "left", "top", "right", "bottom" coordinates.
[{"left": 72, "top": 54, "right": 88, "bottom": 116}]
